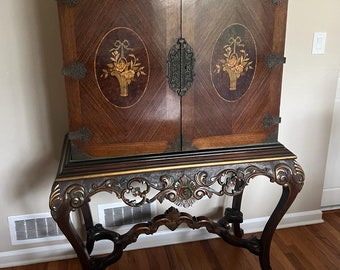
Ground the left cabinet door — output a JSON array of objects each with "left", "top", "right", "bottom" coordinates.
[{"left": 58, "top": 0, "right": 182, "bottom": 159}]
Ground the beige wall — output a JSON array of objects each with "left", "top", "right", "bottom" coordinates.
[
  {"left": 0, "top": 0, "right": 68, "bottom": 252},
  {"left": 280, "top": 0, "right": 340, "bottom": 212},
  {"left": 0, "top": 0, "right": 339, "bottom": 259}
]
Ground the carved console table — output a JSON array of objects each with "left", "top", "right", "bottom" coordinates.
[{"left": 49, "top": 139, "right": 304, "bottom": 270}]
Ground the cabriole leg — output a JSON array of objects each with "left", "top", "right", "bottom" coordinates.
[
  {"left": 50, "top": 183, "right": 92, "bottom": 270},
  {"left": 259, "top": 160, "right": 304, "bottom": 269}
]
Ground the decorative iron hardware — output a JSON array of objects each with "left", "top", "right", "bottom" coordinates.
[
  {"left": 266, "top": 53, "right": 286, "bottom": 69},
  {"left": 263, "top": 114, "right": 281, "bottom": 128},
  {"left": 62, "top": 61, "right": 87, "bottom": 80},
  {"left": 264, "top": 129, "right": 279, "bottom": 143},
  {"left": 70, "top": 143, "right": 92, "bottom": 160},
  {"left": 56, "top": 0, "right": 80, "bottom": 6},
  {"left": 168, "top": 38, "right": 195, "bottom": 96},
  {"left": 68, "top": 127, "right": 92, "bottom": 142}
]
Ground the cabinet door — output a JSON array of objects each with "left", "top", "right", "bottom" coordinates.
[
  {"left": 58, "top": 0, "right": 181, "bottom": 159},
  {"left": 181, "top": 0, "right": 288, "bottom": 151}
]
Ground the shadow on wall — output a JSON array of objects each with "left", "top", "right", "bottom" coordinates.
[
  {"left": 12, "top": 1, "right": 68, "bottom": 211},
  {"left": 34, "top": 0, "right": 68, "bottom": 152}
]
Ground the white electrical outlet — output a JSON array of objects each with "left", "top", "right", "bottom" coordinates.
[{"left": 312, "top": 32, "right": 327, "bottom": 55}]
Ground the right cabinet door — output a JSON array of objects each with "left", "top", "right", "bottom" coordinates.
[{"left": 181, "top": 0, "right": 288, "bottom": 151}]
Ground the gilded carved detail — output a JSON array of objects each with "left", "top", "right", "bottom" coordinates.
[
  {"left": 49, "top": 159, "right": 304, "bottom": 269},
  {"left": 50, "top": 161, "right": 305, "bottom": 212},
  {"left": 66, "top": 184, "right": 86, "bottom": 209},
  {"left": 273, "top": 161, "right": 305, "bottom": 188},
  {"left": 49, "top": 184, "right": 61, "bottom": 212},
  {"left": 294, "top": 160, "right": 305, "bottom": 184}
]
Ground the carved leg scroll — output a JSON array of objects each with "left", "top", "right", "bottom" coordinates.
[
  {"left": 49, "top": 183, "right": 92, "bottom": 270},
  {"left": 259, "top": 160, "right": 305, "bottom": 269},
  {"left": 50, "top": 182, "right": 126, "bottom": 270}
]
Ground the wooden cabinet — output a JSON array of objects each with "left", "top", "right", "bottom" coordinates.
[
  {"left": 50, "top": 1, "right": 304, "bottom": 270},
  {"left": 58, "top": 0, "right": 287, "bottom": 159}
]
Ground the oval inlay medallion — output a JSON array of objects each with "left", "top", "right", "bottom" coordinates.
[
  {"left": 95, "top": 27, "right": 149, "bottom": 108},
  {"left": 211, "top": 24, "right": 256, "bottom": 101}
]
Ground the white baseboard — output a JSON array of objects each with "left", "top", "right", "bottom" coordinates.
[
  {"left": 321, "top": 205, "right": 340, "bottom": 211},
  {"left": 0, "top": 209, "right": 323, "bottom": 268},
  {"left": 321, "top": 188, "right": 340, "bottom": 207}
]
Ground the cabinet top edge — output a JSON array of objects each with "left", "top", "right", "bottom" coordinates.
[{"left": 55, "top": 137, "right": 297, "bottom": 182}]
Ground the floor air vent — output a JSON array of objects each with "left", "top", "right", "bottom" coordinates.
[
  {"left": 8, "top": 213, "right": 65, "bottom": 245},
  {"left": 98, "top": 202, "right": 156, "bottom": 229}
]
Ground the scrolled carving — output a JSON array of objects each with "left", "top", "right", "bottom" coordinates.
[
  {"left": 49, "top": 184, "right": 61, "bottom": 212},
  {"left": 121, "top": 178, "right": 150, "bottom": 207},
  {"left": 173, "top": 175, "right": 197, "bottom": 207},
  {"left": 90, "top": 178, "right": 116, "bottom": 193},
  {"left": 157, "top": 175, "right": 195, "bottom": 207},
  {"left": 212, "top": 166, "right": 270, "bottom": 196},
  {"left": 155, "top": 173, "right": 221, "bottom": 207},
  {"left": 294, "top": 160, "right": 305, "bottom": 184},
  {"left": 213, "top": 169, "right": 247, "bottom": 195},
  {"left": 76, "top": 165, "right": 275, "bottom": 208},
  {"left": 160, "top": 174, "right": 175, "bottom": 189},
  {"left": 66, "top": 184, "right": 86, "bottom": 209},
  {"left": 50, "top": 164, "right": 293, "bottom": 211},
  {"left": 274, "top": 164, "right": 293, "bottom": 186},
  {"left": 85, "top": 206, "right": 263, "bottom": 265},
  {"left": 195, "top": 171, "right": 213, "bottom": 186}
]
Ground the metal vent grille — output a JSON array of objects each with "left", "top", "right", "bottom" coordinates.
[
  {"left": 8, "top": 213, "right": 65, "bottom": 245},
  {"left": 98, "top": 203, "right": 155, "bottom": 228}
]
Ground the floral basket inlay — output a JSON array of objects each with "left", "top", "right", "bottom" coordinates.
[
  {"left": 214, "top": 36, "right": 254, "bottom": 91},
  {"left": 101, "top": 40, "right": 146, "bottom": 97}
]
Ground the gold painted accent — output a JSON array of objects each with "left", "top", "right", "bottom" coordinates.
[
  {"left": 101, "top": 39, "right": 147, "bottom": 97},
  {"left": 49, "top": 184, "right": 61, "bottom": 212},
  {"left": 294, "top": 160, "right": 305, "bottom": 183},
  {"left": 56, "top": 155, "right": 297, "bottom": 182},
  {"left": 214, "top": 36, "right": 254, "bottom": 90},
  {"left": 95, "top": 27, "right": 150, "bottom": 109}
]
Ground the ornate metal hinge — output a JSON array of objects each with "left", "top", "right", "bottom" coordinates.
[
  {"left": 70, "top": 143, "right": 92, "bottom": 160},
  {"left": 62, "top": 61, "right": 87, "bottom": 80},
  {"left": 68, "top": 127, "right": 92, "bottom": 142},
  {"left": 263, "top": 114, "right": 281, "bottom": 128},
  {"left": 56, "top": 0, "right": 80, "bottom": 6},
  {"left": 168, "top": 38, "right": 195, "bottom": 97},
  {"left": 266, "top": 53, "right": 286, "bottom": 69},
  {"left": 264, "top": 129, "right": 279, "bottom": 143}
]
